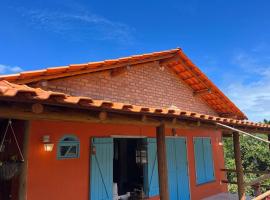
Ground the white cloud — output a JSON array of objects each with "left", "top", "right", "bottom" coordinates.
[
  {"left": 19, "top": 7, "right": 135, "bottom": 45},
  {"left": 225, "top": 49, "right": 270, "bottom": 122},
  {"left": 0, "top": 64, "right": 23, "bottom": 75}
]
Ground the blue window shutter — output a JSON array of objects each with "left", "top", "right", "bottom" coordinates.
[
  {"left": 90, "top": 138, "right": 113, "bottom": 200},
  {"left": 203, "top": 138, "right": 215, "bottom": 181},
  {"left": 194, "top": 138, "right": 206, "bottom": 184},
  {"left": 174, "top": 138, "right": 190, "bottom": 200},
  {"left": 166, "top": 138, "right": 178, "bottom": 200},
  {"left": 146, "top": 138, "right": 159, "bottom": 197}
]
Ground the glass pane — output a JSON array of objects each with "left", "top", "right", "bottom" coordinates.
[
  {"left": 60, "top": 146, "right": 71, "bottom": 156},
  {"left": 63, "top": 137, "right": 76, "bottom": 141},
  {"left": 67, "top": 146, "right": 77, "bottom": 156},
  {"left": 60, "top": 145, "right": 78, "bottom": 157}
]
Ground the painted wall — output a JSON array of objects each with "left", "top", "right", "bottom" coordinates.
[{"left": 27, "top": 120, "right": 227, "bottom": 200}]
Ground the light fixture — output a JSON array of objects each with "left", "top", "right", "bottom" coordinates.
[
  {"left": 43, "top": 135, "right": 54, "bottom": 152},
  {"left": 159, "top": 65, "right": 165, "bottom": 71},
  {"left": 126, "top": 65, "right": 131, "bottom": 70},
  {"left": 172, "top": 128, "right": 177, "bottom": 136}
]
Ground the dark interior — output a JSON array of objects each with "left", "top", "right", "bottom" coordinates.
[
  {"left": 113, "top": 138, "right": 144, "bottom": 196},
  {"left": 0, "top": 119, "right": 26, "bottom": 200}
]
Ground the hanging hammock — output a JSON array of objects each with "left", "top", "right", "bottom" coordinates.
[{"left": 0, "top": 120, "right": 25, "bottom": 180}]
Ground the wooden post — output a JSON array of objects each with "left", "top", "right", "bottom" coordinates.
[
  {"left": 252, "top": 184, "right": 261, "bottom": 197},
  {"left": 18, "top": 121, "right": 30, "bottom": 200},
  {"left": 268, "top": 135, "right": 270, "bottom": 150},
  {"left": 156, "top": 124, "right": 169, "bottom": 200},
  {"left": 233, "top": 132, "right": 246, "bottom": 200}
]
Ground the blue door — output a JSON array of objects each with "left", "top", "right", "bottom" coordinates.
[
  {"left": 145, "top": 138, "right": 159, "bottom": 197},
  {"left": 166, "top": 137, "right": 190, "bottom": 200},
  {"left": 90, "top": 138, "right": 113, "bottom": 200}
]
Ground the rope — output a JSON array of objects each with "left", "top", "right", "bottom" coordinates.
[
  {"left": 0, "top": 120, "right": 25, "bottom": 162},
  {"left": 0, "top": 120, "right": 10, "bottom": 152},
  {"left": 216, "top": 122, "right": 270, "bottom": 144}
]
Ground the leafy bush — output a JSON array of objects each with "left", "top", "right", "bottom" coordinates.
[{"left": 223, "top": 119, "right": 270, "bottom": 196}]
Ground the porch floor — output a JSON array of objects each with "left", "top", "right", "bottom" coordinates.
[{"left": 202, "top": 192, "right": 252, "bottom": 200}]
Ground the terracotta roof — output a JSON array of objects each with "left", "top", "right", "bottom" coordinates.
[
  {"left": 0, "top": 80, "right": 268, "bottom": 130},
  {"left": 0, "top": 48, "right": 246, "bottom": 119},
  {"left": 0, "top": 49, "right": 179, "bottom": 83}
]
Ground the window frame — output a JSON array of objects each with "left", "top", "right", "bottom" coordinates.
[
  {"left": 57, "top": 135, "right": 80, "bottom": 160},
  {"left": 193, "top": 137, "right": 215, "bottom": 185}
]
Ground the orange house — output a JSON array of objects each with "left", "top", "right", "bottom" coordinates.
[{"left": 0, "top": 48, "right": 269, "bottom": 200}]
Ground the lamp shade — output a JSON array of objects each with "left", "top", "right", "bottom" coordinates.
[
  {"left": 42, "top": 135, "right": 54, "bottom": 152},
  {"left": 44, "top": 143, "right": 54, "bottom": 152}
]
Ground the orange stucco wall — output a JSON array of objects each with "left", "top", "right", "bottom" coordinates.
[{"left": 27, "top": 120, "right": 227, "bottom": 200}]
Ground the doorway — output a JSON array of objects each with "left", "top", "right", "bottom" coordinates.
[
  {"left": 90, "top": 137, "right": 159, "bottom": 200},
  {"left": 113, "top": 138, "right": 145, "bottom": 196}
]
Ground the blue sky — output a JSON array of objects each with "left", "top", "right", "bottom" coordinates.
[{"left": 1, "top": 0, "right": 270, "bottom": 122}]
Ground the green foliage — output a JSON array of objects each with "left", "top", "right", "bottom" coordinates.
[{"left": 223, "top": 119, "right": 270, "bottom": 196}]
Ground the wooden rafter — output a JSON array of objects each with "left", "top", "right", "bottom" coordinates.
[{"left": 0, "top": 100, "right": 269, "bottom": 134}]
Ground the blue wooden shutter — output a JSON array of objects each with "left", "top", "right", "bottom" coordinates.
[
  {"left": 174, "top": 138, "right": 190, "bottom": 200},
  {"left": 146, "top": 138, "right": 159, "bottom": 196},
  {"left": 90, "top": 138, "right": 113, "bottom": 200},
  {"left": 167, "top": 138, "right": 190, "bottom": 200},
  {"left": 203, "top": 138, "right": 215, "bottom": 181},
  {"left": 194, "top": 137, "right": 215, "bottom": 184},
  {"left": 194, "top": 138, "right": 206, "bottom": 184},
  {"left": 166, "top": 138, "right": 178, "bottom": 200}
]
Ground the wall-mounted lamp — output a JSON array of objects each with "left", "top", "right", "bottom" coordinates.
[
  {"left": 172, "top": 128, "right": 178, "bottom": 136},
  {"left": 43, "top": 135, "right": 54, "bottom": 152},
  {"left": 159, "top": 65, "right": 165, "bottom": 71}
]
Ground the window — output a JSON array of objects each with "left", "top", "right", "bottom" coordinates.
[
  {"left": 194, "top": 137, "right": 215, "bottom": 184},
  {"left": 57, "top": 135, "right": 80, "bottom": 159}
]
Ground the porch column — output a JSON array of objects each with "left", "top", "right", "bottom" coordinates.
[
  {"left": 268, "top": 135, "right": 270, "bottom": 150},
  {"left": 156, "top": 124, "right": 169, "bottom": 200},
  {"left": 19, "top": 121, "right": 30, "bottom": 200},
  {"left": 233, "top": 132, "right": 246, "bottom": 200}
]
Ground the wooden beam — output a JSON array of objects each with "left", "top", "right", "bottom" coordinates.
[
  {"left": 252, "top": 190, "right": 270, "bottom": 200},
  {"left": 18, "top": 121, "right": 30, "bottom": 200},
  {"left": 31, "top": 103, "right": 44, "bottom": 114},
  {"left": 0, "top": 99, "right": 270, "bottom": 134},
  {"left": 141, "top": 115, "right": 147, "bottom": 123},
  {"left": 14, "top": 53, "right": 176, "bottom": 84},
  {"left": 110, "top": 67, "right": 127, "bottom": 77},
  {"left": 244, "top": 174, "right": 270, "bottom": 187},
  {"left": 156, "top": 124, "right": 169, "bottom": 200},
  {"left": 233, "top": 132, "right": 246, "bottom": 200},
  {"left": 98, "top": 111, "right": 107, "bottom": 121},
  {"left": 221, "top": 168, "right": 270, "bottom": 175},
  {"left": 0, "top": 102, "right": 161, "bottom": 127},
  {"left": 159, "top": 54, "right": 180, "bottom": 66},
  {"left": 193, "top": 88, "right": 212, "bottom": 96},
  {"left": 221, "top": 179, "right": 238, "bottom": 184},
  {"left": 0, "top": 101, "right": 218, "bottom": 131},
  {"left": 252, "top": 184, "right": 261, "bottom": 197}
]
